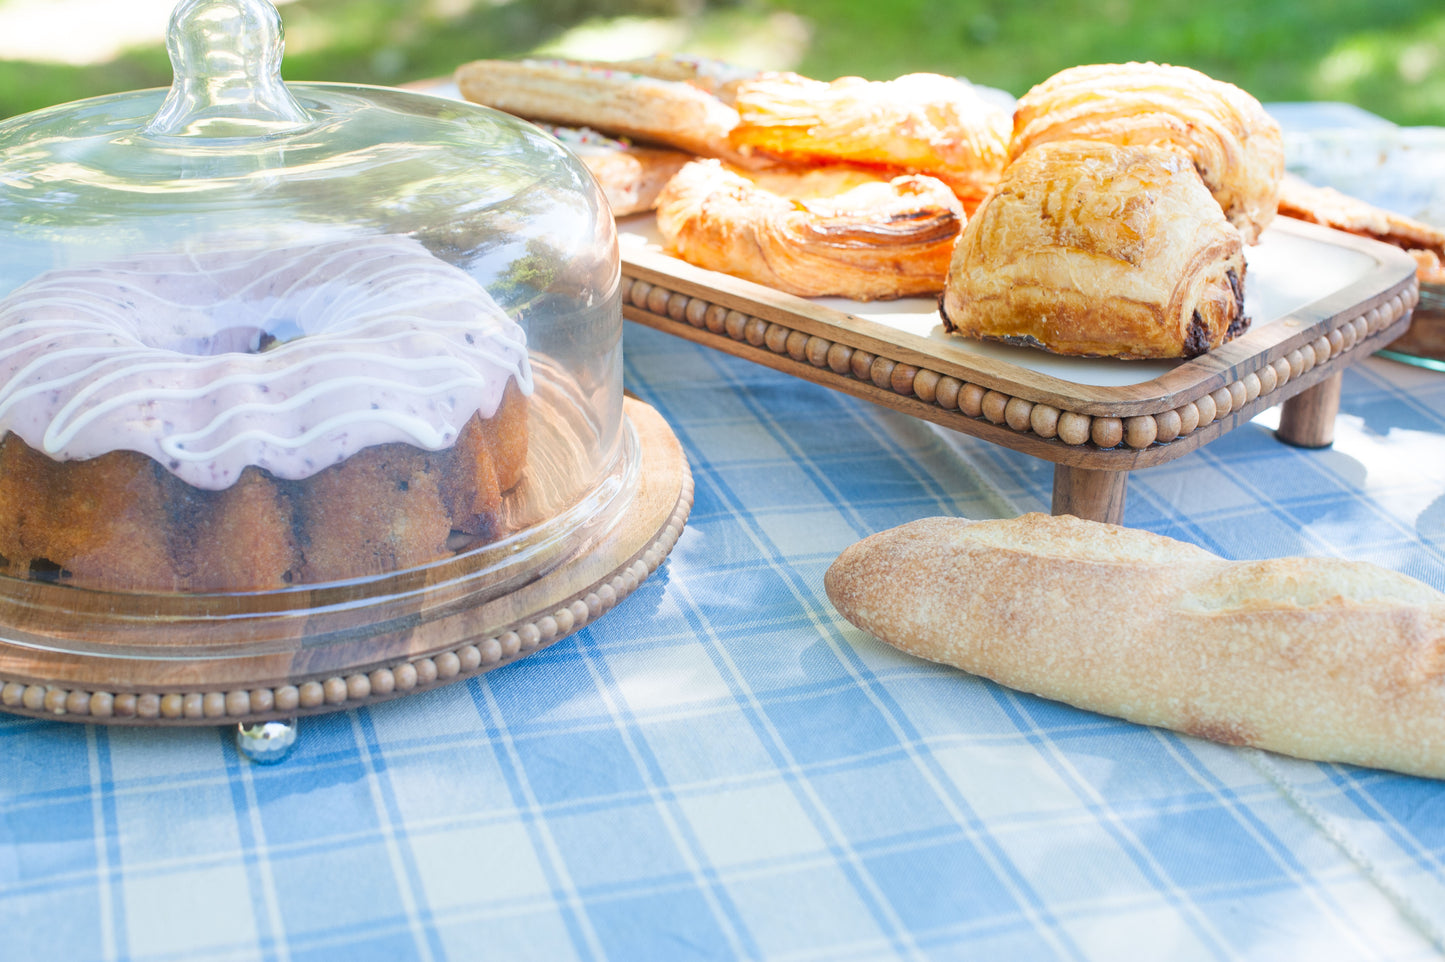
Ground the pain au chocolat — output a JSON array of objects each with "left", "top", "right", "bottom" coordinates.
[
  {"left": 939, "top": 139, "right": 1248, "bottom": 359},
  {"left": 1010, "top": 62, "right": 1284, "bottom": 244}
]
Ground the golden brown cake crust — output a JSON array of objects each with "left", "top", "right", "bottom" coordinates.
[
  {"left": 940, "top": 140, "right": 1248, "bottom": 359},
  {"left": 436, "top": 381, "right": 528, "bottom": 538},
  {"left": 0, "top": 437, "right": 179, "bottom": 591},
  {"left": 293, "top": 443, "right": 453, "bottom": 585},
  {"left": 1010, "top": 62, "right": 1284, "bottom": 243},
  {"left": 164, "top": 466, "right": 302, "bottom": 592},
  {"left": 0, "top": 385, "right": 529, "bottom": 592},
  {"left": 655, "top": 158, "right": 964, "bottom": 301}
]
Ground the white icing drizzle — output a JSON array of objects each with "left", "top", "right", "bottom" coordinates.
[{"left": 0, "top": 235, "right": 533, "bottom": 490}]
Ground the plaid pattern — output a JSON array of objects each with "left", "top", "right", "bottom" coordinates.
[{"left": 1, "top": 321, "right": 1442, "bottom": 961}]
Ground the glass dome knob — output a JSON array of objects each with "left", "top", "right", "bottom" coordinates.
[{"left": 144, "top": 0, "right": 311, "bottom": 138}]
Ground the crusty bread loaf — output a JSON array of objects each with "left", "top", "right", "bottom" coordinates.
[{"left": 824, "top": 513, "right": 1445, "bottom": 779}]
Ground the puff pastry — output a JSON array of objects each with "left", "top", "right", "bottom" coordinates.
[
  {"left": 940, "top": 140, "right": 1248, "bottom": 359},
  {"left": 454, "top": 57, "right": 751, "bottom": 164},
  {"left": 540, "top": 125, "right": 691, "bottom": 216},
  {"left": 727, "top": 72, "right": 1012, "bottom": 212},
  {"left": 1278, "top": 172, "right": 1445, "bottom": 283},
  {"left": 655, "top": 158, "right": 964, "bottom": 300},
  {"left": 1011, "top": 62, "right": 1284, "bottom": 243}
]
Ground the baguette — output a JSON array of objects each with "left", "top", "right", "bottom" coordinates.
[{"left": 824, "top": 513, "right": 1445, "bottom": 779}]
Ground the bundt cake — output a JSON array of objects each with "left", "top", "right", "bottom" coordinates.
[{"left": 0, "top": 234, "right": 532, "bottom": 592}]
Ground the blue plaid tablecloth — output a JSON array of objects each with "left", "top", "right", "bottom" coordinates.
[{"left": 2, "top": 320, "right": 1443, "bottom": 961}]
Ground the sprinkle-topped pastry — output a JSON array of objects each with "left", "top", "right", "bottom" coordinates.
[
  {"left": 539, "top": 124, "right": 691, "bottom": 216},
  {"left": 562, "top": 53, "right": 774, "bottom": 104},
  {"left": 454, "top": 57, "right": 753, "bottom": 164}
]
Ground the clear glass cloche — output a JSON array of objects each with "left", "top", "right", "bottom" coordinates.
[{"left": 0, "top": 0, "right": 640, "bottom": 685}]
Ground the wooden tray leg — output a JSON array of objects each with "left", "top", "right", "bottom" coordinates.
[
  {"left": 1276, "top": 370, "right": 1342, "bottom": 448},
  {"left": 1051, "top": 464, "right": 1127, "bottom": 524}
]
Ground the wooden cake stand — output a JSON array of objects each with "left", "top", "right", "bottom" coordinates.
[
  {"left": 620, "top": 216, "right": 1419, "bottom": 524},
  {"left": 0, "top": 397, "right": 691, "bottom": 753}
]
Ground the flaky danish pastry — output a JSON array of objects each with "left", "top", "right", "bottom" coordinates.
[
  {"left": 940, "top": 140, "right": 1248, "bottom": 359},
  {"left": 1011, "top": 62, "right": 1284, "bottom": 243},
  {"left": 1278, "top": 172, "right": 1445, "bottom": 284},
  {"left": 454, "top": 57, "right": 749, "bottom": 163},
  {"left": 727, "top": 72, "right": 1012, "bottom": 212},
  {"left": 654, "top": 158, "right": 964, "bottom": 300}
]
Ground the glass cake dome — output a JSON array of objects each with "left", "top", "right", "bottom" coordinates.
[{"left": 0, "top": 0, "right": 688, "bottom": 734}]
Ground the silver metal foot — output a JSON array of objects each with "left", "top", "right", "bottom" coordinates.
[{"left": 236, "top": 718, "right": 298, "bottom": 764}]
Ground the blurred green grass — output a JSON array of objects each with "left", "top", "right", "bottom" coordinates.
[{"left": 1, "top": 0, "right": 1442, "bottom": 125}]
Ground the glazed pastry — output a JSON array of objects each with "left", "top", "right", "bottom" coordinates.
[
  {"left": 654, "top": 158, "right": 964, "bottom": 301},
  {"left": 825, "top": 513, "right": 1445, "bottom": 780},
  {"left": 1277, "top": 172, "right": 1445, "bottom": 283},
  {"left": 727, "top": 72, "right": 1012, "bottom": 212},
  {"left": 1010, "top": 62, "right": 1284, "bottom": 243},
  {"left": 454, "top": 57, "right": 753, "bottom": 165},
  {"left": 539, "top": 125, "right": 692, "bottom": 217},
  {"left": 940, "top": 140, "right": 1248, "bottom": 359}
]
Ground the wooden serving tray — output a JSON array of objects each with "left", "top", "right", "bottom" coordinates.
[{"left": 620, "top": 215, "right": 1420, "bottom": 523}]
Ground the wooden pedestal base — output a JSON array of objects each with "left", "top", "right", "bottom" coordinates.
[
  {"left": 0, "top": 398, "right": 692, "bottom": 726},
  {"left": 1052, "top": 466, "right": 1129, "bottom": 525},
  {"left": 1050, "top": 372, "right": 1348, "bottom": 521},
  {"left": 1275, "top": 371, "right": 1343, "bottom": 449}
]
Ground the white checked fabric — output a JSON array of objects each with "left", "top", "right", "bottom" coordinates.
[{"left": 1, "top": 321, "right": 1442, "bottom": 962}]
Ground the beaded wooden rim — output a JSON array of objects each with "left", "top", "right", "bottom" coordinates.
[
  {"left": 622, "top": 273, "right": 1417, "bottom": 454},
  {"left": 0, "top": 402, "right": 693, "bottom": 726}
]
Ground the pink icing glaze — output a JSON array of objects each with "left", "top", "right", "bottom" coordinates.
[{"left": 0, "top": 234, "right": 533, "bottom": 490}]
